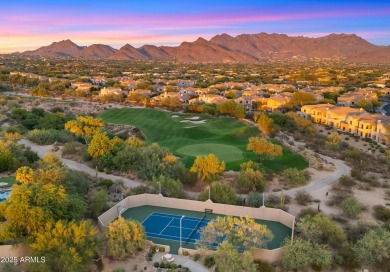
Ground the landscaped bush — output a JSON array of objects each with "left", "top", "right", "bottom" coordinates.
[
  {"left": 171, "top": 263, "right": 177, "bottom": 269},
  {"left": 295, "top": 190, "right": 313, "bottom": 205}
]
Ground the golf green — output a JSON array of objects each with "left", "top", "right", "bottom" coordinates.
[{"left": 99, "top": 108, "right": 307, "bottom": 171}]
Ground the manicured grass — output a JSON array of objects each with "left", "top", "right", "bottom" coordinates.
[
  {"left": 99, "top": 108, "right": 308, "bottom": 171},
  {"left": 0, "top": 177, "right": 16, "bottom": 188},
  {"left": 176, "top": 144, "right": 244, "bottom": 162}
]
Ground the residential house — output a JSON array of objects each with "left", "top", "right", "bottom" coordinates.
[
  {"left": 189, "top": 94, "right": 227, "bottom": 105},
  {"left": 99, "top": 87, "right": 123, "bottom": 97}
]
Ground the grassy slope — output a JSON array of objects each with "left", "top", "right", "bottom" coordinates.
[
  {"left": 99, "top": 108, "right": 307, "bottom": 171},
  {"left": 0, "top": 177, "right": 16, "bottom": 188}
]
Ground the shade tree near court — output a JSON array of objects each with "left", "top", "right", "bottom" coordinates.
[
  {"left": 106, "top": 216, "right": 146, "bottom": 259},
  {"left": 29, "top": 220, "right": 98, "bottom": 272},
  {"left": 237, "top": 160, "right": 265, "bottom": 191},
  {"left": 190, "top": 153, "right": 225, "bottom": 182},
  {"left": 198, "top": 182, "right": 239, "bottom": 205},
  {"left": 280, "top": 238, "right": 332, "bottom": 271},
  {"left": 352, "top": 227, "right": 390, "bottom": 270},
  {"left": 214, "top": 241, "right": 257, "bottom": 272},
  {"left": 197, "top": 216, "right": 273, "bottom": 251}
]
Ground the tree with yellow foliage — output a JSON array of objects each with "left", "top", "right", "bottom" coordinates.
[
  {"left": 65, "top": 116, "right": 104, "bottom": 143},
  {"left": 29, "top": 220, "right": 98, "bottom": 272},
  {"left": 246, "top": 137, "right": 283, "bottom": 161},
  {"left": 87, "top": 132, "right": 123, "bottom": 159},
  {"left": 255, "top": 113, "right": 277, "bottom": 136},
  {"left": 15, "top": 166, "right": 34, "bottom": 184},
  {"left": 125, "top": 135, "right": 145, "bottom": 148},
  {"left": 197, "top": 216, "right": 273, "bottom": 251},
  {"left": 190, "top": 154, "right": 225, "bottom": 182},
  {"left": 326, "top": 132, "right": 341, "bottom": 148},
  {"left": 106, "top": 216, "right": 146, "bottom": 259},
  {"left": 0, "top": 183, "right": 67, "bottom": 241}
]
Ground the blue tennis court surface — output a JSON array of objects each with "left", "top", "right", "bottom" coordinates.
[{"left": 142, "top": 212, "right": 210, "bottom": 244}]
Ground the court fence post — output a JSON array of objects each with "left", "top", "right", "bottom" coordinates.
[{"left": 179, "top": 215, "right": 185, "bottom": 254}]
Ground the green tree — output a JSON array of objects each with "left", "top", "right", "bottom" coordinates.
[
  {"left": 106, "top": 216, "right": 146, "bottom": 259},
  {"left": 216, "top": 100, "right": 245, "bottom": 119},
  {"left": 214, "top": 241, "right": 257, "bottom": 272},
  {"left": 90, "top": 188, "right": 108, "bottom": 218},
  {"left": 198, "top": 216, "right": 273, "bottom": 251},
  {"left": 148, "top": 175, "right": 184, "bottom": 198},
  {"left": 297, "top": 212, "right": 346, "bottom": 247},
  {"left": 286, "top": 92, "right": 316, "bottom": 109},
  {"left": 190, "top": 154, "right": 225, "bottom": 182},
  {"left": 353, "top": 227, "right": 390, "bottom": 269},
  {"left": 340, "top": 197, "right": 362, "bottom": 218},
  {"left": 237, "top": 162, "right": 265, "bottom": 191},
  {"left": 198, "top": 182, "right": 239, "bottom": 205},
  {"left": 280, "top": 238, "right": 332, "bottom": 271},
  {"left": 29, "top": 220, "right": 98, "bottom": 272},
  {"left": 246, "top": 137, "right": 282, "bottom": 161}
]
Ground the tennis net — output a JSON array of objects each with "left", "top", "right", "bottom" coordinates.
[{"left": 186, "top": 213, "right": 206, "bottom": 244}]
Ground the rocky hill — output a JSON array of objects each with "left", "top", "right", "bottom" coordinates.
[{"left": 21, "top": 33, "right": 390, "bottom": 63}]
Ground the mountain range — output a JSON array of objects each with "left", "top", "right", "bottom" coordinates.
[{"left": 20, "top": 33, "right": 390, "bottom": 64}]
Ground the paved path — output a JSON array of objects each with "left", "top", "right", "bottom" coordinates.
[
  {"left": 19, "top": 139, "right": 350, "bottom": 201},
  {"left": 152, "top": 253, "right": 209, "bottom": 272},
  {"left": 19, "top": 139, "right": 142, "bottom": 188}
]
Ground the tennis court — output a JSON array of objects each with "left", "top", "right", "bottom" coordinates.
[
  {"left": 142, "top": 212, "right": 209, "bottom": 244},
  {"left": 122, "top": 205, "right": 292, "bottom": 254}
]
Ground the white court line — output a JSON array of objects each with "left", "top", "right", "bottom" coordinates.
[
  {"left": 150, "top": 213, "right": 205, "bottom": 223},
  {"left": 147, "top": 232, "right": 196, "bottom": 244},
  {"left": 159, "top": 218, "right": 174, "bottom": 234},
  {"left": 142, "top": 212, "right": 156, "bottom": 224}
]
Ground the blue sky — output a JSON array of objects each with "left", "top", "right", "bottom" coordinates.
[{"left": 1, "top": 0, "right": 389, "bottom": 52}]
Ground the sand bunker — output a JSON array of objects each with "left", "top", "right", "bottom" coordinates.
[
  {"left": 180, "top": 120, "right": 207, "bottom": 124},
  {"left": 0, "top": 182, "right": 8, "bottom": 186},
  {"left": 171, "top": 115, "right": 179, "bottom": 118},
  {"left": 185, "top": 116, "right": 200, "bottom": 120}
]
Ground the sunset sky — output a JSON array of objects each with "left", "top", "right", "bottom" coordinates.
[{"left": 1, "top": 0, "right": 389, "bottom": 53}]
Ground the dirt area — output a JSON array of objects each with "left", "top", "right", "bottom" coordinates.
[
  {"left": 314, "top": 124, "right": 387, "bottom": 157},
  {"left": 99, "top": 243, "right": 157, "bottom": 272}
]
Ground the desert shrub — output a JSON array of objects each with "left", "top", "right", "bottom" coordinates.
[
  {"left": 204, "top": 255, "right": 215, "bottom": 268},
  {"left": 295, "top": 190, "right": 313, "bottom": 205},
  {"left": 247, "top": 191, "right": 263, "bottom": 208},
  {"left": 26, "top": 129, "right": 73, "bottom": 145},
  {"left": 282, "top": 168, "right": 309, "bottom": 185},
  {"left": 340, "top": 197, "right": 362, "bottom": 218},
  {"left": 373, "top": 205, "right": 390, "bottom": 223},
  {"left": 62, "top": 141, "right": 87, "bottom": 159},
  {"left": 338, "top": 175, "right": 356, "bottom": 187},
  {"left": 193, "top": 253, "right": 201, "bottom": 262},
  {"left": 255, "top": 261, "right": 275, "bottom": 272},
  {"left": 98, "top": 179, "right": 114, "bottom": 189}
]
